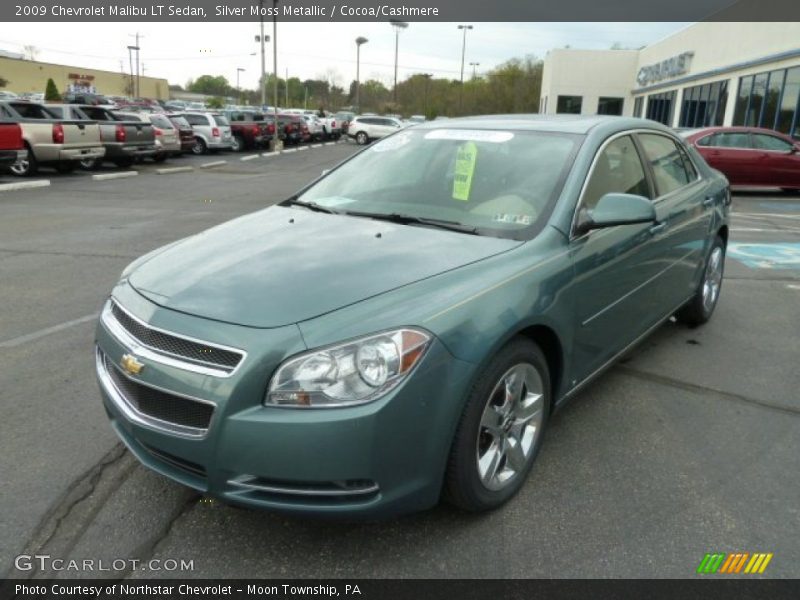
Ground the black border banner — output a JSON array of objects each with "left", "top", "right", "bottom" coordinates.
[
  {"left": 3, "top": 579, "right": 800, "bottom": 600},
  {"left": 3, "top": 0, "right": 800, "bottom": 22}
]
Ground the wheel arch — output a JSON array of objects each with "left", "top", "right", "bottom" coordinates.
[{"left": 717, "top": 224, "right": 728, "bottom": 247}]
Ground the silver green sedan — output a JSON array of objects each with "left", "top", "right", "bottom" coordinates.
[{"left": 95, "top": 115, "right": 729, "bottom": 517}]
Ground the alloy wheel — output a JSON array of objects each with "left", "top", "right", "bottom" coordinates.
[
  {"left": 476, "top": 363, "right": 545, "bottom": 491},
  {"left": 702, "top": 246, "right": 723, "bottom": 313}
]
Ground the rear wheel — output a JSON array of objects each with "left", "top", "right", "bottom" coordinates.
[
  {"left": 192, "top": 137, "right": 207, "bottom": 155},
  {"left": 10, "top": 145, "right": 37, "bottom": 177},
  {"left": 230, "top": 135, "right": 244, "bottom": 152},
  {"left": 79, "top": 157, "right": 100, "bottom": 170},
  {"left": 445, "top": 338, "right": 550, "bottom": 512},
  {"left": 355, "top": 131, "right": 369, "bottom": 145},
  {"left": 676, "top": 235, "right": 725, "bottom": 326}
]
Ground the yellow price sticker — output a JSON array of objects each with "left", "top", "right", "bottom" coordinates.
[{"left": 452, "top": 141, "right": 478, "bottom": 201}]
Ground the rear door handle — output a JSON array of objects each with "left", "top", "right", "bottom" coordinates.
[{"left": 649, "top": 222, "right": 667, "bottom": 235}]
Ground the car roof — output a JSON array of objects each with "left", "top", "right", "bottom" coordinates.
[{"left": 412, "top": 114, "right": 670, "bottom": 135}]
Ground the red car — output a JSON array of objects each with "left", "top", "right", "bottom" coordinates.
[{"left": 682, "top": 127, "right": 800, "bottom": 192}]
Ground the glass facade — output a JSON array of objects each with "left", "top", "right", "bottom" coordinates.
[
  {"left": 646, "top": 91, "right": 676, "bottom": 126},
  {"left": 678, "top": 80, "right": 728, "bottom": 127},
  {"left": 734, "top": 66, "right": 800, "bottom": 138},
  {"left": 557, "top": 95, "right": 582, "bottom": 114}
]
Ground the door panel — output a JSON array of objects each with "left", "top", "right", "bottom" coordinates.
[
  {"left": 697, "top": 132, "right": 755, "bottom": 185},
  {"left": 751, "top": 133, "right": 800, "bottom": 187}
]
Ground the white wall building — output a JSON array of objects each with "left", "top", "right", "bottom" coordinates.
[{"left": 540, "top": 22, "right": 800, "bottom": 138}]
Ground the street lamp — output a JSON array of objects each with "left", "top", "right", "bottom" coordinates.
[
  {"left": 457, "top": 24, "right": 473, "bottom": 113},
  {"left": 236, "top": 67, "right": 245, "bottom": 104},
  {"left": 256, "top": 0, "right": 270, "bottom": 106},
  {"left": 469, "top": 62, "right": 480, "bottom": 80},
  {"left": 272, "top": 0, "right": 281, "bottom": 150},
  {"left": 390, "top": 20, "right": 408, "bottom": 104},
  {"left": 126, "top": 45, "right": 137, "bottom": 97},
  {"left": 355, "top": 36, "right": 368, "bottom": 113}
]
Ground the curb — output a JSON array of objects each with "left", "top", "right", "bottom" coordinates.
[
  {"left": 155, "top": 166, "right": 194, "bottom": 175},
  {"left": 240, "top": 154, "right": 260, "bottom": 161},
  {"left": 199, "top": 160, "right": 227, "bottom": 169},
  {"left": 91, "top": 171, "right": 138, "bottom": 181},
  {"left": 261, "top": 152, "right": 279, "bottom": 157},
  {"left": 0, "top": 179, "right": 51, "bottom": 192}
]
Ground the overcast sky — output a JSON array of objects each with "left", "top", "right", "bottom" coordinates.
[{"left": 0, "top": 22, "right": 689, "bottom": 89}]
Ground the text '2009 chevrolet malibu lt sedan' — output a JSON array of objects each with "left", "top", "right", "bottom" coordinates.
[{"left": 95, "top": 115, "right": 730, "bottom": 518}]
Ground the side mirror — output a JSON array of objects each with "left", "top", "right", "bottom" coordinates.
[
  {"left": 791, "top": 145, "right": 799, "bottom": 154},
  {"left": 576, "top": 193, "right": 656, "bottom": 235}
]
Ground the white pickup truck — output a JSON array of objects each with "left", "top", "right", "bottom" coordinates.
[{"left": 0, "top": 101, "right": 105, "bottom": 176}]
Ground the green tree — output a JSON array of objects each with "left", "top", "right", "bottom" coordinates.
[
  {"left": 0, "top": 76, "right": 8, "bottom": 88},
  {"left": 206, "top": 96, "right": 224, "bottom": 109},
  {"left": 188, "top": 75, "right": 232, "bottom": 97},
  {"left": 44, "top": 78, "right": 61, "bottom": 101}
]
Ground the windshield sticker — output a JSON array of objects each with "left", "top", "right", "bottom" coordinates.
[
  {"left": 493, "top": 213, "right": 533, "bottom": 226},
  {"left": 452, "top": 142, "right": 478, "bottom": 202},
  {"left": 426, "top": 129, "right": 514, "bottom": 143},
  {"left": 370, "top": 131, "right": 413, "bottom": 153}
]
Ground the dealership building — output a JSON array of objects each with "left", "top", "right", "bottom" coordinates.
[{"left": 540, "top": 22, "right": 800, "bottom": 138}]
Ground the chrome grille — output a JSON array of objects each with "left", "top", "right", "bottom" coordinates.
[
  {"left": 109, "top": 300, "right": 243, "bottom": 373},
  {"left": 102, "top": 351, "right": 214, "bottom": 431}
]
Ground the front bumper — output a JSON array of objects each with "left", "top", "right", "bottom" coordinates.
[{"left": 95, "top": 286, "right": 472, "bottom": 518}]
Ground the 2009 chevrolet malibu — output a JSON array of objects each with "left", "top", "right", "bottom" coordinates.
[{"left": 96, "top": 116, "right": 730, "bottom": 517}]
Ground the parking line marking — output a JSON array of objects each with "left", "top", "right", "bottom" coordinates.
[
  {"left": 0, "top": 179, "right": 51, "bottom": 192},
  {"left": 310, "top": 144, "right": 322, "bottom": 148},
  {"left": 91, "top": 171, "right": 138, "bottom": 181},
  {"left": 0, "top": 313, "right": 96, "bottom": 349},
  {"left": 324, "top": 142, "right": 336, "bottom": 146},
  {"left": 734, "top": 212, "right": 800, "bottom": 221},
  {"left": 240, "top": 154, "right": 260, "bottom": 161},
  {"left": 297, "top": 146, "right": 309, "bottom": 151},
  {"left": 282, "top": 148, "right": 297, "bottom": 154},
  {"left": 155, "top": 166, "right": 194, "bottom": 175},
  {"left": 788, "top": 284, "right": 800, "bottom": 291},
  {"left": 199, "top": 160, "right": 227, "bottom": 169},
  {"left": 261, "top": 151, "right": 279, "bottom": 157}
]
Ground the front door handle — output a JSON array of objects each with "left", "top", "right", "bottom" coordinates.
[
  {"left": 649, "top": 221, "right": 667, "bottom": 235},
  {"left": 703, "top": 196, "right": 715, "bottom": 207}
]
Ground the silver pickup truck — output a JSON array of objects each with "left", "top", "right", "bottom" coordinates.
[
  {"left": 0, "top": 101, "right": 105, "bottom": 176},
  {"left": 46, "top": 104, "right": 158, "bottom": 169}
]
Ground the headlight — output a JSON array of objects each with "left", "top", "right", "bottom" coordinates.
[{"left": 266, "top": 328, "right": 431, "bottom": 408}]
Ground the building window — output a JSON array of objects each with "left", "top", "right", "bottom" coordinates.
[
  {"left": 597, "top": 97, "right": 624, "bottom": 115},
  {"left": 734, "top": 66, "right": 800, "bottom": 138},
  {"left": 646, "top": 91, "right": 676, "bottom": 126},
  {"left": 557, "top": 95, "right": 582, "bottom": 114},
  {"left": 678, "top": 80, "right": 728, "bottom": 128},
  {"left": 633, "top": 97, "right": 644, "bottom": 118}
]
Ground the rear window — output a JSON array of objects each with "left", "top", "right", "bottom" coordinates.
[
  {"left": 80, "top": 106, "right": 113, "bottom": 120},
  {"left": 212, "top": 115, "right": 230, "bottom": 126},
  {"left": 170, "top": 116, "right": 190, "bottom": 128},
  {"left": 10, "top": 103, "right": 58, "bottom": 119},
  {"left": 149, "top": 115, "right": 173, "bottom": 129}
]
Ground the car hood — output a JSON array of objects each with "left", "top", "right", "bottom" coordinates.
[{"left": 129, "top": 206, "right": 520, "bottom": 328}]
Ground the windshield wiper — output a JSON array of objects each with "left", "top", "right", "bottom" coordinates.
[
  {"left": 343, "top": 210, "right": 479, "bottom": 235},
  {"left": 282, "top": 197, "right": 340, "bottom": 214}
]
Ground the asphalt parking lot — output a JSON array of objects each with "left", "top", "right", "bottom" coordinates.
[{"left": 1, "top": 146, "right": 798, "bottom": 579}]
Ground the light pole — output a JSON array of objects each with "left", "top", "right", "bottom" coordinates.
[
  {"left": 457, "top": 24, "right": 473, "bottom": 113},
  {"left": 272, "top": 0, "right": 281, "bottom": 150},
  {"left": 236, "top": 68, "right": 245, "bottom": 104},
  {"left": 257, "top": 0, "right": 268, "bottom": 106},
  {"left": 470, "top": 62, "right": 480, "bottom": 80},
  {"left": 355, "top": 36, "right": 368, "bottom": 113},
  {"left": 126, "top": 45, "right": 136, "bottom": 97},
  {"left": 390, "top": 20, "right": 408, "bottom": 105},
  {"left": 421, "top": 73, "right": 432, "bottom": 117}
]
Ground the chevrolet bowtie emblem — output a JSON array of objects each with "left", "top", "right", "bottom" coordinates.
[{"left": 121, "top": 353, "right": 144, "bottom": 376}]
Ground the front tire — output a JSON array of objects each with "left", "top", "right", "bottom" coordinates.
[
  {"left": 355, "top": 131, "right": 369, "bottom": 145},
  {"left": 676, "top": 235, "right": 725, "bottom": 326},
  {"left": 445, "top": 338, "right": 550, "bottom": 512}
]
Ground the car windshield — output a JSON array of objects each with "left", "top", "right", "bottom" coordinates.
[{"left": 298, "top": 128, "right": 581, "bottom": 239}]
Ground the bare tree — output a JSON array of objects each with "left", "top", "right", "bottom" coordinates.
[{"left": 23, "top": 45, "right": 38, "bottom": 61}]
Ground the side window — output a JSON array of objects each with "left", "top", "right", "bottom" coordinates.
[
  {"left": 47, "top": 106, "right": 64, "bottom": 118},
  {"left": 184, "top": 114, "right": 205, "bottom": 126},
  {"left": 677, "top": 144, "right": 698, "bottom": 180},
  {"left": 582, "top": 135, "right": 650, "bottom": 210},
  {"left": 696, "top": 134, "right": 714, "bottom": 147},
  {"left": 714, "top": 132, "right": 751, "bottom": 149},
  {"left": 638, "top": 134, "right": 694, "bottom": 196},
  {"left": 0, "top": 105, "right": 14, "bottom": 119},
  {"left": 752, "top": 134, "right": 793, "bottom": 152}
]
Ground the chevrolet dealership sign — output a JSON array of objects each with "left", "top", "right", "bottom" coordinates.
[{"left": 637, "top": 52, "right": 694, "bottom": 87}]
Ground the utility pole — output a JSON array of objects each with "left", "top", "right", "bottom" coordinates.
[
  {"left": 237, "top": 67, "right": 245, "bottom": 104},
  {"left": 457, "top": 25, "right": 472, "bottom": 114},
  {"left": 126, "top": 45, "right": 135, "bottom": 97},
  {"left": 470, "top": 62, "right": 480, "bottom": 80},
  {"left": 390, "top": 20, "right": 408, "bottom": 104},
  {"left": 258, "top": 0, "right": 267, "bottom": 106},
  {"left": 355, "top": 36, "right": 368, "bottom": 113},
  {"left": 285, "top": 67, "right": 289, "bottom": 107},
  {"left": 129, "top": 32, "right": 144, "bottom": 98},
  {"left": 272, "top": 0, "right": 281, "bottom": 150}
]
